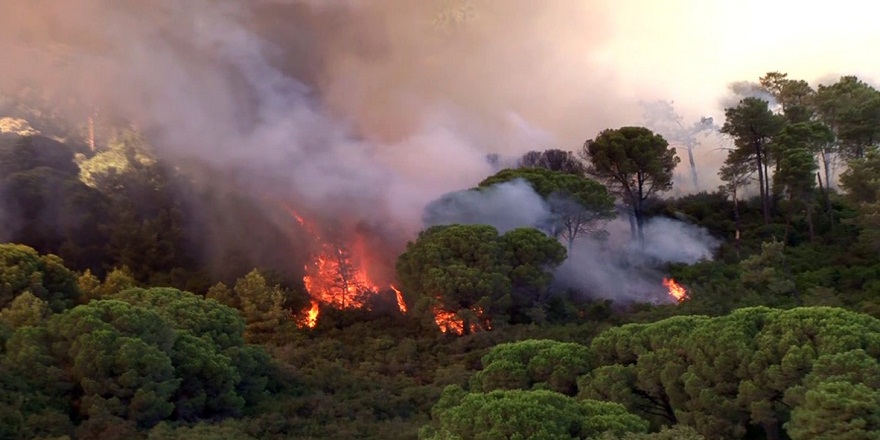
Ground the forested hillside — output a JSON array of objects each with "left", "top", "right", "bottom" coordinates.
[{"left": 0, "top": 70, "right": 879, "bottom": 440}]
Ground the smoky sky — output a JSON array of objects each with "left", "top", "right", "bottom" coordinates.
[
  {"left": 424, "top": 177, "right": 720, "bottom": 302},
  {"left": 0, "top": 0, "right": 876, "bottom": 249},
  {"left": 0, "top": 0, "right": 618, "bottom": 233}
]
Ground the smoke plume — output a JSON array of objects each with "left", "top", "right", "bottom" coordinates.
[
  {"left": 423, "top": 180, "right": 720, "bottom": 303},
  {"left": 0, "top": 1, "right": 874, "bottom": 284},
  {"left": 554, "top": 217, "right": 719, "bottom": 303},
  {"left": 423, "top": 179, "right": 551, "bottom": 234}
]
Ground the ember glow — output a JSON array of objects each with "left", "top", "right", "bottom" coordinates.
[
  {"left": 390, "top": 285, "right": 407, "bottom": 314},
  {"left": 287, "top": 205, "right": 407, "bottom": 327},
  {"left": 303, "top": 243, "right": 377, "bottom": 309},
  {"left": 663, "top": 278, "right": 688, "bottom": 302},
  {"left": 433, "top": 307, "right": 490, "bottom": 335},
  {"left": 304, "top": 301, "right": 320, "bottom": 329},
  {"left": 292, "top": 210, "right": 378, "bottom": 307}
]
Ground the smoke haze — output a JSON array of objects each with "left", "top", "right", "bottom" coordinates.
[
  {"left": 0, "top": 0, "right": 875, "bottom": 286},
  {"left": 423, "top": 179, "right": 550, "bottom": 234},
  {"left": 425, "top": 180, "right": 720, "bottom": 302}
]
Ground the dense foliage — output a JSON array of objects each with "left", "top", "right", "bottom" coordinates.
[
  {"left": 397, "top": 224, "right": 567, "bottom": 331},
  {"left": 2, "top": 71, "right": 880, "bottom": 439}
]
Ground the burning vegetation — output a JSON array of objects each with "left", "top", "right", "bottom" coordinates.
[
  {"left": 288, "top": 206, "right": 408, "bottom": 328},
  {"left": 663, "top": 277, "right": 688, "bottom": 302}
]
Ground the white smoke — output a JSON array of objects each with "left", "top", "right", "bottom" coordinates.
[
  {"left": 422, "top": 178, "right": 720, "bottom": 303},
  {"left": 423, "top": 179, "right": 551, "bottom": 233},
  {"left": 555, "top": 217, "right": 720, "bottom": 303}
]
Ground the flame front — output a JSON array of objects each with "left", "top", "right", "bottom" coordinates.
[
  {"left": 433, "top": 306, "right": 490, "bottom": 335},
  {"left": 286, "top": 205, "right": 488, "bottom": 334},
  {"left": 391, "top": 285, "right": 407, "bottom": 314},
  {"left": 434, "top": 309, "right": 465, "bottom": 334},
  {"left": 305, "top": 301, "right": 319, "bottom": 328},
  {"left": 287, "top": 205, "right": 408, "bottom": 328},
  {"left": 303, "top": 245, "right": 377, "bottom": 309},
  {"left": 662, "top": 277, "right": 688, "bottom": 302}
]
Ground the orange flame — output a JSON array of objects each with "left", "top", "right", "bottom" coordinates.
[
  {"left": 662, "top": 277, "right": 688, "bottom": 302},
  {"left": 433, "top": 307, "right": 489, "bottom": 335},
  {"left": 286, "top": 205, "right": 383, "bottom": 318},
  {"left": 390, "top": 284, "right": 407, "bottom": 314},
  {"left": 303, "top": 246, "right": 377, "bottom": 309},
  {"left": 434, "top": 309, "right": 465, "bottom": 334},
  {"left": 303, "top": 301, "right": 320, "bottom": 328}
]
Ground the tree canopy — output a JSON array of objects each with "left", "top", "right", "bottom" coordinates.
[
  {"left": 478, "top": 167, "right": 615, "bottom": 248},
  {"left": 421, "top": 386, "right": 649, "bottom": 440},
  {"left": 396, "top": 224, "right": 566, "bottom": 331},
  {"left": 580, "top": 126, "right": 679, "bottom": 243}
]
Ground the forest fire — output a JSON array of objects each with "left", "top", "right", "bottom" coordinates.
[
  {"left": 287, "top": 205, "right": 407, "bottom": 327},
  {"left": 286, "top": 207, "right": 523, "bottom": 335},
  {"left": 391, "top": 285, "right": 407, "bottom": 314},
  {"left": 433, "top": 307, "right": 490, "bottom": 335},
  {"left": 663, "top": 277, "right": 688, "bottom": 302},
  {"left": 434, "top": 309, "right": 466, "bottom": 334},
  {"left": 304, "top": 301, "right": 319, "bottom": 328},
  {"left": 302, "top": 246, "right": 377, "bottom": 309}
]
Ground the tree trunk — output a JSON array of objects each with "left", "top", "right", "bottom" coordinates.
[
  {"left": 733, "top": 186, "right": 741, "bottom": 257},
  {"left": 628, "top": 212, "right": 637, "bottom": 241},
  {"left": 820, "top": 148, "right": 833, "bottom": 190},
  {"left": 636, "top": 211, "right": 645, "bottom": 248},
  {"left": 764, "top": 155, "right": 773, "bottom": 220},
  {"left": 635, "top": 183, "right": 646, "bottom": 248},
  {"left": 817, "top": 171, "right": 834, "bottom": 235},
  {"left": 806, "top": 203, "right": 815, "bottom": 243},
  {"left": 687, "top": 146, "right": 699, "bottom": 191},
  {"left": 763, "top": 420, "right": 781, "bottom": 440},
  {"left": 755, "top": 141, "right": 770, "bottom": 224}
]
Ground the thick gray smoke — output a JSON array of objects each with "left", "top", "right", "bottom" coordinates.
[
  {"left": 0, "top": 1, "right": 862, "bottom": 286},
  {"left": 0, "top": 1, "right": 648, "bottom": 277},
  {"left": 423, "top": 179, "right": 551, "bottom": 233},
  {"left": 423, "top": 180, "right": 720, "bottom": 303},
  {"left": 554, "top": 217, "right": 720, "bottom": 303}
]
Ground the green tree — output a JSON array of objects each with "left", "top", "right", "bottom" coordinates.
[
  {"left": 78, "top": 269, "right": 102, "bottom": 300},
  {"left": 840, "top": 151, "right": 880, "bottom": 252},
  {"left": 786, "top": 381, "right": 880, "bottom": 440},
  {"left": 784, "top": 349, "right": 880, "bottom": 440},
  {"left": 91, "top": 266, "right": 137, "bottom": 300},
  {"left": 233, "top": 270, "right": 290, "bottom": 344},
  {"left": 739, "top": 307, "right": 880, "bottom": 440},
  {"left": 775, "top": 147, "right": 819, "bottom": 241},
  {"left": 641, "top": 100, "right": 717, "bottom": 191},
  {"left": 814, "top": 75, "right": 880, "bottom": 161},
  {"left": 148, "top": 422, "right": 256, "bottom": 440},
  {"left": 582, "top": 315, "right": 708, "bottom": 429},
  {"left": 0, "top": 287, "right": 271, "bottom": 435},
  {"left": 396, "top": 225, "right": 565, "bottom": 331},
  {"left": 580, "top": 306, "right": 880, "bottom": 440},
  {"left": 759, "top": 71, "right": 816, "bottom": 124},
  {"left": 77, "top": 130, "right": 194, "bottom": 282},
  {"left": 518, "top": 149, "right": 587, "bottom": 176},
  {"left": 48, "top": 301, "right": 180, "bottom": 428},
  {"left": 478, "top": 167, "right": 615, "bottom": 249},
  {"left": 721, "top": 97, "right": 785, "bottom": 224},
  {"left": 471, "top": 340, "right": 592, "bottom": 395},
  {"left": 580, "top": 127, "right": 679, "bottom": 244},
  {"left": 0, "top": 290, "right": 51, "bottom": 328},
  {"left": 206, "top": 282, "right": 238, "bottom": 309},
  {"left": 420, "top": 386, "right": 648, "bottom": 440},
  {"left": 0, "top": 325, "right": 75, "bottom": 439},
  {"left": 718, "top": 149, "right": 752, "bottom": 249},
  {"left": 0, "top": 244, "right": 80, "bottom": 311}
]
